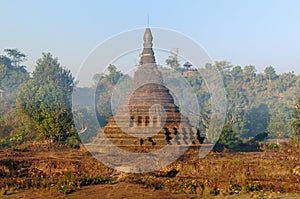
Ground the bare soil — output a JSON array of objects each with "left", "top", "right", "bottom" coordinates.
[
  {"left": 0, "top": 143, "right": 300, "bottom": 198},
  {"left": 2, "top": 183, "right": 195, "bottom": 199}
]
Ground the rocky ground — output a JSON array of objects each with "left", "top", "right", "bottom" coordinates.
[{"left": 0, "top": 143, "right": 300, "bottom": 198}]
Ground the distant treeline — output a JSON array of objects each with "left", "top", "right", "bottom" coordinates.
[{"left": 1, "top": 49, "right": 300, "bottom": 148}]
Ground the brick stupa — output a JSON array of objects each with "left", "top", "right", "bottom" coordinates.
[{"left": 99, "top": 28, "right": 201, "bottom": 152}]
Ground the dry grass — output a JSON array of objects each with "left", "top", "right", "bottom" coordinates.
[{"left": 0, "top": 145, "right": 300, "bottom": 198}]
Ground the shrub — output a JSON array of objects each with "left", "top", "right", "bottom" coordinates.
[
  {"left": 65, "top": 135, "right": 80, "bottom": 149},
  {"left": 259, "top": 142, "right": 281, "bottom": 151},
  {"left": 214, "top": 122, "right": 239, "bottom": 152},
  {"left": 246, "top": 183, "right": 263, "bottom": 193},
  {"left": 55, "top": 172, "right": 110, "bottom": 194}
]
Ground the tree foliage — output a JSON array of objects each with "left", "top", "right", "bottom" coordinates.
[
  {"left": 291, "top": 97, "right": 300, "bottom": 140},
  {"left": 94, "top": 64, "right": 132, "bottom": 127},
  {"left": 1, "top": 46, "right": 300, "bottom": 149},
  {"left": 0, "top": 49, "right": 29, "bottom": 93},
  {"left": 166, "top": 51, "right": 180, "bottom": 70},
  {"left": 16, "top": 53, "right": 75, "bottom": 142},
  {"left": 4, "top": 48, "right": 27, "bottom": 69},
  {"left": 264, "top": 66, "right": 278, "bottom": 81},
  {"left": 180, "top": 61, "right": 297, "bottom": 139},
  {"left": 213, "top": 122, "right": 239, "bottom": 152},
  {"left": 0, "top": 49, "right": 30, "bottom": 147},
  {"left": 25, "top": 55, "right": 296, "bottom": 144}
]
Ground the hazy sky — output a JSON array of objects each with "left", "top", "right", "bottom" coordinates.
[{"left": 1, "top": 0, "right": 300, "bottom": 79}]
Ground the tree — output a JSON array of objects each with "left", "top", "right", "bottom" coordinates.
[
  {"left": 0, "top": 49, "right": 30, "bottom": 148},
  {"left": 106, "top": 64, "right": 123, "bottom": 85},
  {"left": 92, "top": 73, "right": 104, "bottom": 87},
  {"left": 166, "top": 49, "right": 180, "bottom": 70},
  {"left": 291, "top": 97, "right": 300, "bottom": 140},
  {"left": 95, "top": 64, "right": 125, "bottom": 126},
  {"left": 215, "top": 61, "right": 233, "bottom": 76},
  {"left": 264, "top": 66, "right": 278, "bottom": 81},
  {"left": 16, "top": 53, "right": 76, "bottom": 142},
  {"left": 243, "top": 65, "right": 256, "bottom": 82},
  {"left": 231, "top": 66, "right": 243, "bottom": 80},
  {"left": 4, "top": 48, "right": 26, "bottom": 69},
  {"left": 213, "top": 122, "right": 239, "bottom": 152},
  {"left": 278, "top": 72, "right": 296, "bottom": 92},
  {"left": 73, "top": 106, "right": 99, "bottom": 143},
  {"left": 0, "top": 49, "right": 29, "bottom": 92},
  {"left": 264, "top": 66, "right": 278, "bottom": 93},
  {"left": 0, "top": 108, "right": 34, "bottom": 148},
  {"left": 244, "top": 104, "right": 271, "bottom": 138}
]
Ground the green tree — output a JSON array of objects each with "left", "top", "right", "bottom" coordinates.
[
  {"left": 215, "top": 61, "right": 233, "bottom": 77},
  {"left": 244, "top": 104, "right": 271, "bottom": 138},
  {"left": 16, "top": 53, "right": 76, "bottom": 142},
  {"left": 264, "top": 66, "right": 278, "bottom": 81},
  {"left": 278, "top": 72, "right": 296, "bottom": 92},
  {"left": 0, "top": 109, "right": 34, "bottom": 148},
  {"left": 166, "top": 50, "right": 180, "bottom": 70},
  {"left": 231, "top": 66, "right": 243, "bottom": 80},
  {"left": 0, "top": 49, "right": 30, "bottom": 148},
  {"left": 291, "top": 97, "right": 300, "bottom": 140},
  {"left": 243, "top": 65, "right": 256, "bottom": 82},
  {"left": 293, "top": 76, "right": 300, "bottom": 101},
  {"left": 95, "top": 64, "right": 129, "bottom": 126},
  {"left": 106, "top": 64, "right": 123, "bottom": 85},
  {"left": 264, "top": 66, "right": 278, "bottom": 93},
  {"left": 73, "top": 106, "right": 99, "bottom": 143},
  {"left": 213, "top": 122, "right": 239, "bottom": 152},
  {"left": 4, "top": 48, "right": 27, "bottom": 69},
  {"left": 0, "top": 49, "right": 29, "bottom": 93}
]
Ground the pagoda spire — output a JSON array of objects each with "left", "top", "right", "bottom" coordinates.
[{"left": 139, "top": 27, "right": 156, "bottom": 65}]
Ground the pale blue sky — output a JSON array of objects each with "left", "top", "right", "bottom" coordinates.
[{"left": 1, "top": 0, "right": 300, "bottom": 77}]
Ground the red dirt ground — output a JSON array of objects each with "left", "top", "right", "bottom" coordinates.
[{"left": 1, "top": 144, "right": 300, "bottom": 198}]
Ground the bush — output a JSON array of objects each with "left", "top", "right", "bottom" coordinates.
[
  {"left": 246, "top": 183, "right": 263, "bottom": 193},
  {"left": 258, "top": 140, "right": 281, "bottom": 151},
  {"left": 287, "top": 139, "right": 300, "bottom": 152},
  {"left": 253, "top": 132, "right": 268, "bottom": 142},
  {"left": 0, "top": 133, "right": 23, "bottom": 149},
  {"left": 55, "top": 172, "right": 110, "bottom": 194},
  {"left": 214, "top": 123, "right": 239, "bottom": 152},
  {"left": 65, "top": 135, "right": 80, "bottom": 149}
]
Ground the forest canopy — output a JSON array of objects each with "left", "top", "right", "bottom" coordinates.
[{"left": 0, "top": 48, "right": 300, "bottom": 148}]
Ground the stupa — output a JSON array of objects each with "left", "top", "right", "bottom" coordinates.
[{"left": 99, "top": 28, "right": 201, "bottom": 152}]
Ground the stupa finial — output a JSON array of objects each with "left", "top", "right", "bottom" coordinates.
[{"left": 140, "top": 27, "right": 156, "bottom": 65}]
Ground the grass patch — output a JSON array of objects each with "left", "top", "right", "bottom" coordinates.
[{"left": 54, "top": 172, "right": 110, "bottom": 194}]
